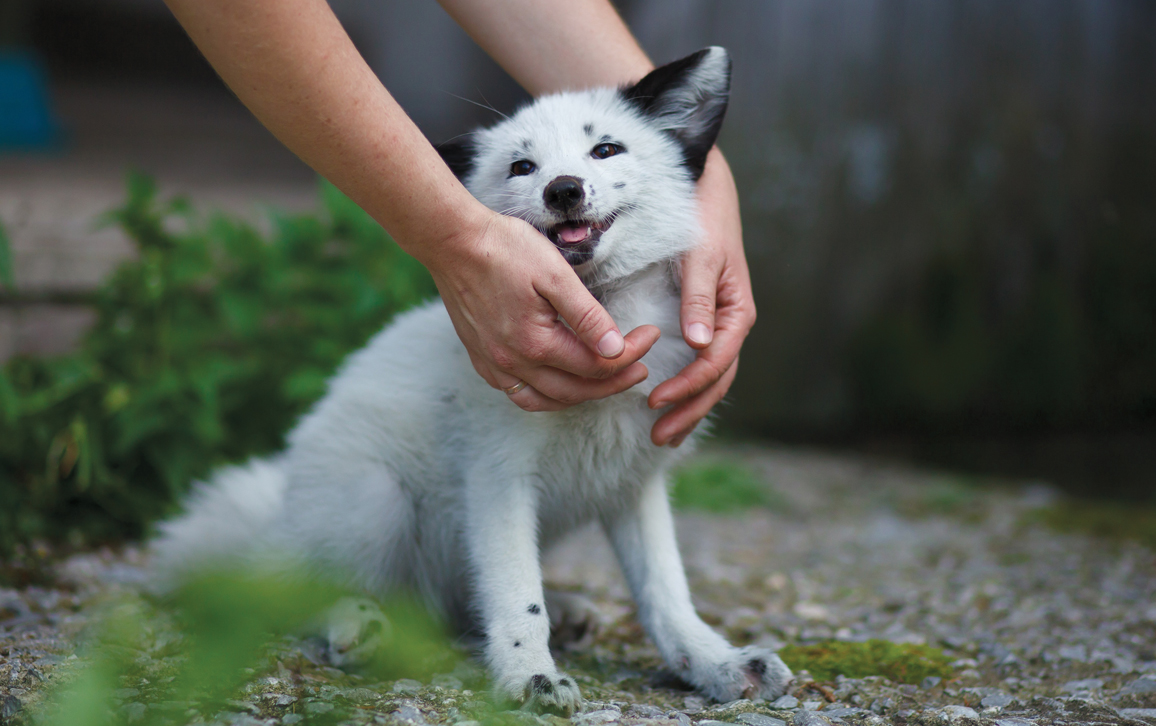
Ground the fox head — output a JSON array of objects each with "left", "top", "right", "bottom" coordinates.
[{"left": 439, "top": 47, "right": 731, "bottom": 284}]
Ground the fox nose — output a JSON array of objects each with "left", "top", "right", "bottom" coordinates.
[{"left": 544, "top": 176, "right": 585, "bottom": 213}]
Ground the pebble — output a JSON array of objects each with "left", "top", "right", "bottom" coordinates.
[
  {"left": 735, "top": 714, "right": 785, "bottom": 726},
  {"left": 1119, "top": 709, "right": 1156, "bottom": 721},
  {"left": 792, "top": 712, "right": 831, "bottom": 726},
  {"left": 921, "top": 676, "right": 942, "bottom": 689},
  {"left": 1122, "top": 675, "right": 1156, "bottom": 695},
  {"left": 282, "top": 716, "right": 304, "bottom": 725},
  {"left": 1, "top": 696, "right": 21, "bottom": 719},
  {"left": 576, "top": 710, "right": 621, "bottom": 725},
  {"left": 1061, "top": 678, "right": 1104, "bottom": 693},
  {"left": 769, "top": 695, "right": 798, "bottom": 710},
  {"left": 392, "top": 705, "right": 426, "bottom": 724},
  {"left": 980, "top": 693, "right": 1013, "bottom": 709},
  {"left": 938, "top": 705, "right": 979, "bottom": 722}
]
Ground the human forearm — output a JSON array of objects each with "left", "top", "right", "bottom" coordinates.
[
  {"left": 436, "top": 0, "right": 653, "bottom": 93},
  {"left": 163, "top": 0, "right": 486, "bottom": 263}
]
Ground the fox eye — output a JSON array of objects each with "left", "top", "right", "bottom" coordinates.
[
  {"left": 510, "top": 159, "right": 536, "bottom": 176},
  {"left": 592, "top": 143, "right": 624, "bottom": 159}
]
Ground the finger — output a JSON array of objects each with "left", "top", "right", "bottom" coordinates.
[
  {"left": 538, "top": 324, "right": 661, "bottom": 380},
  {"left": 522, "top": 362, "right": 649, "bottom": 405},
  {"left": 651, "top": 361, "right": 739, "bottom": 446},
  {"left": 679, "top": 251, "right": 722, "bottom": 350},
  {"left": 648, "top": 326, "right": 743, "bottom": 409},
  {"left": 505, "top": 383, "right": 570, "bottom": 412},
  {"left": 536, "top": 271, "right": 626, "bottom": 359}
]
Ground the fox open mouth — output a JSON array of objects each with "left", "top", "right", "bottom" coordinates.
[{"left": 543, "top": 216, "right": 614, "bottom": 266}]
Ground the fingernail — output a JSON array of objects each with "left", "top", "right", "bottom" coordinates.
[
  {"left": 597, "top": 330, "right": 625, "bottom": 358},
  {"left": 687, "top": 322, "right": 712, "bottom": 346}
]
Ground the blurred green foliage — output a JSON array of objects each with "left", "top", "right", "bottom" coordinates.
[
  {"left": 669, "top": 459, "right": 783, "bottom": 513},
  {"left": 38, "top": 568, "right": 459, "bottom": 726},
  {"left": 0, "top": 174, "right": 436, "bottom": 557},
  {"left": 778, "top": 639, "right": 953, "bottom": 684}
]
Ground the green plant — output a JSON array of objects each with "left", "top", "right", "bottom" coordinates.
[
  {"left": 0, "top": 174, "right": 437, "bottom": 558},
  {"left": 38, "top": 566, "right": 459, "bottom": 726},
  {"left": 778, "top": 639, "right": 953, "bottom": 684},
  {"left": 669, "top": 459, "right": 782, "bottom": 513}
]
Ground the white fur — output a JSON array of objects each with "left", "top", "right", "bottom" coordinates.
[{"left": 152, "top": 47, "right": 790, "bottom": 712}]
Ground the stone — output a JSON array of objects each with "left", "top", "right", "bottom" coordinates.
[
  {"left": 670, "top": 712, "right": 692, "bottom": 726},
  {"left": 801, "top": 701, "right": 823, "bottom": 711},
  {"left": 393, "top": 705, "right": 426, "bottom": 724},
  {"left": 769, "top": 695, "right": 798, "bottom": 710},
  {"left": 630, "top": 705, "right": 665, "bottom": 718},
  {"left": 792, "top": 713, "right": 831, "bottom": 726},
  {"left": 980, "top": 693, "right": 1013, "bottom": 709},
  {"left": 922, "top": 676, "right": 942, "bottom": 690},
  {"left": 576, "top": 710, "right": 621, "bottom": 725},
  {"left": 822, "top": 708, "right": 862, "bottom": 718},
  {"left": 122, "top": 702, "right": 147, "bottom": 724},
  {"left": 993, "top": 720, "right": 1035, "bottom": 726},
  {"left": 1, "top": 696, "right": 21, "bottom": 720},
  {"left": 736, "top": 713, "right": 786, "bottom": 726},
  {"left": 1122, "top": 676, "right": 1156, "bottom": 695},
  {"left": 939, "top": 705, "right": 979, "bottom": 722},
  {"left": 1119, "top": 709, "right": 1156, "bottom": 722},
  {"left": 696, "top": 720, "right": 729, "bottom": 726},
  {"left": 282, "top": 716, "right": 304, "bottom": 725},
  {"left": 1060, "top": 678, "right": 1104, "bottom": 693}
]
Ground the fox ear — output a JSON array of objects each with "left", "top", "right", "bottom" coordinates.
[
  {"left": 437, "top": 137, "right": 476, "bottom": 181},
  {"left": 621, "top": 47, "right": 731, "bottom": 181}
]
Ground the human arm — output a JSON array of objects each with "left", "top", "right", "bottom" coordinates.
[
  {"left": 440, "top": 0, "right": 758, "bottom": 444},
  {"left": 162, "top": 0, "right": 658, "bottom": 410}
]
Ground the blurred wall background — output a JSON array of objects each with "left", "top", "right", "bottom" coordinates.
[{"left": 2, "top": 0, "right": 1154, "bottom": 500}]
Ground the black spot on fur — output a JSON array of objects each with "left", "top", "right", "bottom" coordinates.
[
  {"left": 358, "top": 603, "right": 367, "bottom": 611},
  {"left": 514, "top": 641, "right": 521, "bottom": 647},
  {"left": 528, "top": 604, "right": 541, "bottom": 615},
  {"left": 530, "top": 674, "right": 554, "bottom": 695},
  {"left": 558, "top": 678, "right": 570, "bottom": 686},
  {"left": 746, "top": 658, "right": 767, "bottom": 679},
  {"left": 620, "top": 48, "right": 731, "bottom": 181},
  {"left": 613, "top": 182, "right": 626, "bottom": 189},
  {"left": 583, "top": 123, "right": 594, "bottom": 136},
  {"left": 436, "top": 137, "right": 476, "bottom": 181}
]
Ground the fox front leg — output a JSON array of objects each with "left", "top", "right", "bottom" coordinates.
[
  {"left": 602, "top": 472, "right": 792, "bottom": 702},
  {"left": 464, "top": 467, "right": 581, "bottom": 715}
]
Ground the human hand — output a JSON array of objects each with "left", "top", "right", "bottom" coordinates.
[
  {"left": 427, "top": 208, "right": 660, "bottom": 412},
  {"left": 648, "top": 149, "right": 756, "bottom": 446}
]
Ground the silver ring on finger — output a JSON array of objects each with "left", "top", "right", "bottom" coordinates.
[{"left": 502, "top": 380, "right": 528, "bottom": 396}]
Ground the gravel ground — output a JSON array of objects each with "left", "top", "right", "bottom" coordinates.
[{"left": 1, "top": 445, "right": 1154, "bottom": 726}]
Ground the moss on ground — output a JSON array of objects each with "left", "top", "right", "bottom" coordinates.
[
  {"left": 670, "top": 460, "right": 783, "bottom": 513},
  {"left": 777, "top": 639, "right": 953, "bottom": 684},
  {"left": 1029, "top": 499, "right": 1156, "bottom": 550}
]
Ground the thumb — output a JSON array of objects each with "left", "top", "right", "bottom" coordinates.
[
  {"left": 539, "top": 268, "right": 624, "bottom": 359},
  {"left": 679, "top": 253, "right": 720, "bottom": 350}
]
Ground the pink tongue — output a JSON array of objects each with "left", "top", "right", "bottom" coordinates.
[{"left": 558, "top": 224, "right": 590, "bottom": 244}]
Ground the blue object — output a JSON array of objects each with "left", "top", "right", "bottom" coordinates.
[{"left": 0, "top": 50, "right": 62, "bottom": 150}]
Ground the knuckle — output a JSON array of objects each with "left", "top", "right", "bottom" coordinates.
[
  {"left": 570, "top": 304, "right": 605, "bottom": 339},
  {"left": 486, "top": 344, "right": 516, "bottom": 372},
  {"left": 684, "top": 292, "right": 716, "bottom": 316}
]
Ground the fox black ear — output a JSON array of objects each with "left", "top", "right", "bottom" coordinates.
[
  {"left": 437, "top": 137, "right": 476, "bottom": 181},
  {"left": 621, "top": 47, "right": 731, "bottom": 181}
]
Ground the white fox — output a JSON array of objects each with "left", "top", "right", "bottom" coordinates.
[{"left": 152, "top": 47, "right": 791, "bottom": 714}]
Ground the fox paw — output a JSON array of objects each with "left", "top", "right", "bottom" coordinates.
[
  {"left": 497, "top": 671, "right": 583, "bottom": 716},
  {"left": 690, "top": 646, "right": 792, "bottom": 702}
]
